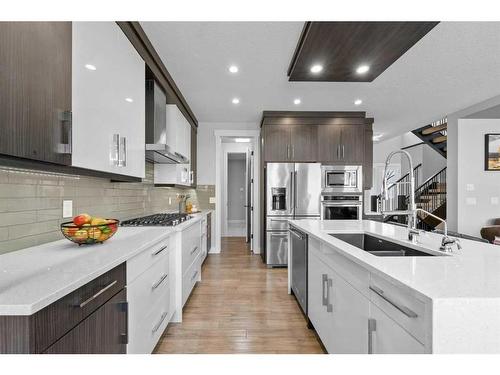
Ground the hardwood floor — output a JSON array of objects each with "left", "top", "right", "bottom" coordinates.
[{"left": 154, "top": 237, "right": 324, "bottom": 354}]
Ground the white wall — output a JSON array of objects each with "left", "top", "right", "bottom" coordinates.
[
  {"left": 447, "top": 94, "right": 500, "bottom": 231},
  {"left": 227, "top": 158, "right": 246, "bottom": 221},
  {"left": 197, "top": 122, "right": 259, "bottom": 185},
  {"left": 457, "top": 119, "right": 500, "bottom": 236}
]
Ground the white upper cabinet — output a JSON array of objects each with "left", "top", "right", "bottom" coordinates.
[
  {"left": 166, "top": 104, "right": 191, "bottom": 161},
  {"left": 72, "top": 22, "right": 145, "bottom": 178}
]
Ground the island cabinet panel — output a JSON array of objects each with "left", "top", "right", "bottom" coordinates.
[
  {"left": 44, "top": 289, "right": 127, "bottom": 354},
  {"left": 369, "top": 303, "right": 425, "bottom": 354},
  {"left": 0, "top": 22, "right": 72, "bottom": 165}
]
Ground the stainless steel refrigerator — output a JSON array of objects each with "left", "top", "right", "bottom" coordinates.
[{"left": 264, "top": 163, "right": 321, "bottom": 266}]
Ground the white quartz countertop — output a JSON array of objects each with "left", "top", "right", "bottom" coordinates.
[
  {"left": 289, "top": 219, "right": 500, "bottom": 301},
  {"left": 0, "top": 210, "right": 212, "bottom": 315}
]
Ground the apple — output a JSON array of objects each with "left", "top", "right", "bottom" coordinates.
[
  {"left": 73, "top": 229, "right": 88, "bottom": 241},
  {"left": 91, "top": 217, "right": 107, "bottom": 226},
  {"left": 65, "top": 227, "right": 78, "bottom": 237},
  {"left": 88, "top": 227, "right": 102, "bottom": 240},
  {"left": 73, "top": 213, "right": 91, "bottom": 227}
]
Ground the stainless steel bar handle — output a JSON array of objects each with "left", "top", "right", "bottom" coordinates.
[
  {"left": 191, "top": 270, "right": 199, "bottom": 281},
  {"left": 326, "top": 278, "right": 333, "bottom": 312},
  {"left": 287, "top": 145, "right": 290, "bottom": 159},
  {"left": 79, "top": 280, "right": 118, "bottom": 308},
  {"left": 190, "top": 246, "right": 198, "bottom": 255},
  {"left": 118, "top": 136, "right": 127, "bottom": 167},
  {"left": 190, "top": 171, "right": 194, "bottom": 184},
  {"left": 152, "top": 311, "right": 168, "bottom": 334},
  {"left": 337, "top": 145, "right": 340, "bottom": 159},
  {"left": 152, "top": 273, "right": 168, "bottom": 290},
  {"left": 369, "top": 285, "right": 418, "bottom": 318},
  {"left": 270, "top": 219, "right": 288, "bottom": 222},
  {"left": 151, "top": 245, "right": 168, "bottom": 256},
  {"left": 112, "top": 134, "right": 120, "bottom": 166},
  {"left": 289, "top": 228, "right": 303, "bottom": 240},
  {"left": 322, "top": 274, "right": 328, "bottom": 306},
  {"left": 292, "top": 146, "right": 295, "bottom": 159},
  {"left": 294, "top": 170, "right": 298, "bottom": 209},
  {"left": 342, "top": 145, "right": 345, "bottom": 159},
  {"left": 368, "top": 318, "right": 377, "bottom": 354}
]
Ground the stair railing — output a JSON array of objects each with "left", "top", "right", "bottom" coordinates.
[{"left": 415, "top": 167, "right": 447, "bottom": 221}]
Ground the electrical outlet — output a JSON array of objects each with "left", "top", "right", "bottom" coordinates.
[
  {"left": 491, "top": 197, "right": 499, "bottom": 205},
  {"left": 63, "top": 200, "right": 73, "bottom": 218},
  {"left": 209, "top": 197, "right": 216, "bottom": 204},
  {"left": 466, "top": 184, "right": 475, "bottom": 192},
  {"left": 466, "top": 197, "right": 477, "bottom": 206}
]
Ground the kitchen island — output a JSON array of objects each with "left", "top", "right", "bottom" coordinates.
[{"left": 288, "top": 219, "right": 500, "bottom": 354}]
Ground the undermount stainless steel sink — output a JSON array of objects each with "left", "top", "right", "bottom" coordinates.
[{"left": 329, "top": 233, "right": 437, "bottom": 257}]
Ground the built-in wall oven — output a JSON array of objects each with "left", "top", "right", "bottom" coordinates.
[
  {"left": 321, "top": 165, "right": 362, "bottom": 193},
  {"left": 321, "top": 194, "right": 363, "bottom": 220}
]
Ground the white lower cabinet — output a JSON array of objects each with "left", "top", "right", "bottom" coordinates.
[
  {"left": 369, "top": 303, "right": 425, "bottom": 354},
  {"left": 308, "top": 240, "right": 428, "bottom": 354},
  {"left": 127, "top": 236, "right": 174, "bottom": 354}
]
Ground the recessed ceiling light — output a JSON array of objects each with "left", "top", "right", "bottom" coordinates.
[
  {"left": 229, "top": 65, "right": 239, "bottom": 73},
  {"left": 235, "top": 138, "right": 250, "bottom": 143},
  {"left": 85, "top": 64, "right": 96, "bottom": 71},
  {"left": 310, "top": 64, "right": 323, "bottom": 74},
  {"left": 294, "top": 98, "right": 301, "bottom": 105},
  {"left": 356, "top": 65, "right": 370, "bottom": 74},
  {"left": 125, "top": 98, "right": 134, "bottom": 103},
  {"left": 354, "top": 99, "right": 363, "bottom": 106},
  {"left": 232, "top": 98, "right": 240, "bottom": 104}
]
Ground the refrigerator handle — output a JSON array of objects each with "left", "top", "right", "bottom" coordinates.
[
  {"left": 294, "top": 170, "right": 298, "bottom": 209},
  {"left": 290, "top": 171, "right": 294, "bottom": 213}
]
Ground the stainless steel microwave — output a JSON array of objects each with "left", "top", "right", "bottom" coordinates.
[{"left": 321, "top": 165, "right": 362, "bottom": 193}]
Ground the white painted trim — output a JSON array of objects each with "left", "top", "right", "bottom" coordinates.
[
  {"left": 214, "top": 129, "right": 261, "bottom": 254},
  {"left": 228, "top": 220, "right": 245, "bottom": 225}
]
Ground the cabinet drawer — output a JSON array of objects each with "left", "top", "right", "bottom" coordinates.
[
  {"left": 182, "top": 254, "right": 201, "bottom": 307},
  {"left": 127, "top": 236, "right": 171, "bottom": 283},
  {"left": 34, "top": 263, "right": 126, "bottom": 353},
  {"left": 369, "top": 274, "right": 427, "bottom": 344},
  {"left": 320, "top": 242, "right": 370, "bottom": 297},
  {"left": 128, "top": 283, "right": 171, "bottom": 354},
  {"left": 182, "top": 223, "right": 201, "bottom": 275},
  {"left": 127, "top": 254, "right": 170, "bottom": 328}
]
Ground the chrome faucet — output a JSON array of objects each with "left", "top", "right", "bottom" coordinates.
[{"left": 380, "top": 150, "right": 459, "bottom": 252}]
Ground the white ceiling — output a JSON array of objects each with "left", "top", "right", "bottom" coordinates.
[{"left": 141, "top": 21, "right": 500, "bottom": 139}]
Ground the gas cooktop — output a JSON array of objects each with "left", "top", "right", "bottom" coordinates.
[{"left": 121, "top": 213, "right": 191, "bottom": 227}]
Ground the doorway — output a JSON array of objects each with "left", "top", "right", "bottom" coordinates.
[{"left": 217, "top": 134, "right": 257, "bottom": 253}]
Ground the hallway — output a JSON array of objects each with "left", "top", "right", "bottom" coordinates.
[{"left": 154, "top": 237, "right": 324, "bottom": 354}]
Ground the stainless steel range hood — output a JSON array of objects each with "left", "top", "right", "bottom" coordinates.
[{"left": 145, "top": 79, "right": 189, "bottom": 164}]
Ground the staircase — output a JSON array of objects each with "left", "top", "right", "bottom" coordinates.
[
  {"left": 412, "top": 117, "right": 447, "bottom": 158},
  {"left": 381, "top": 166, "right": 447, "bottom": 231}
]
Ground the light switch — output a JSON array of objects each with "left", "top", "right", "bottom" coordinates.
[
  {"left": 491, "top": 197, "right": 499, "bottom": 205},
  {"left": 466, "top": 184, "right": 475, "bottom": 192},
  {"left": 466, "top": 197, "right": 477, "bottom": 206},
  {"left": 63, "top": 200, "right": 73, "bottom": 218},
  {"left": 209, "top": 197, "right": 216, "bottom": 204}
]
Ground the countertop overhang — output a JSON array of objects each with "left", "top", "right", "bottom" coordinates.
[{"left": 288, "top": 219, "right": 500, "bottom": 301}]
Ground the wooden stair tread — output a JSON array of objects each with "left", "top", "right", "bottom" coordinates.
[
  {"left": 432, "top": 135, "right": 447, "bottom": 144},
  {"left": 421, "top": 123, "right": 447, "bottom": 135}
]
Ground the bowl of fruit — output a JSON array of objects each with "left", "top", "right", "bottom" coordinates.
[{"left": 61, "top": 214, "right": 119, "bottom": 245}]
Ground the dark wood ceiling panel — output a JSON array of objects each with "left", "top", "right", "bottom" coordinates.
[{"left": 288, "top": 22, "right": 439, "bottom": 82}]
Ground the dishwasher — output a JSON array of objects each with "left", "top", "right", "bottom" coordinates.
[{"left": 289, "top": 225, "right": 308, "bottom": 315}]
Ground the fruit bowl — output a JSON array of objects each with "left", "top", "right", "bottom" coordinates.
[{"left": 61, "top": 219, "right": 119, "bottom": 245}]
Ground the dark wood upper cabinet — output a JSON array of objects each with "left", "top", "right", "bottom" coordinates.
[
  {"left": 262, "top": 124, "right": 291, "bottom": 162},
  {"left": 340, "top": 125, "right": 365, "bottom": 164},
  {"left": 363, "top": 126, "right": 374, "bottom": 189},
  {"left": 289, "top": 125, "right": 318, "bottom": 162},
  {"left": 0, "top": 22, "right": 72, "bottom": 165},
  {"left": 317, "top": 125, "right": 342, "bottom": 162}
]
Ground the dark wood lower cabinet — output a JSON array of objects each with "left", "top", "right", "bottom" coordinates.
[{"left": 44, "top": 290, "right": 127, "bottom": 354}]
